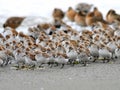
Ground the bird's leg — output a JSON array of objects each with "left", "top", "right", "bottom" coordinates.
[
  {"left": 93, "top": 58, "right": 96, "bottom": 62},
  {"left": 93, "top": 56, "right": 98, "bottom": 62},
  {"left": 102, "top": 58, "right": 106, "bottom": 63},
  {"left": 29, "top": 64, "right": 36, "bottom": 70},
  {"left": 60, "top": 64, "right": 64, "bottom": 69},
  {"left": 49, "top": 64, "right": 53, "bottom": 68},
  {"left": 54, "top": 62, "right": 59, "bottom": 67},
  {"left": 83, "top": 61, "right": 87, "bottom": 66},
  {"left": 39, "top": 63, "right": 44, "bottom": 68},
  {"left": 71, "top": 60, "right": 75, "bottom": 66},
  {"left": 48, "top": 62, "right": 53, "bottom": 68}
]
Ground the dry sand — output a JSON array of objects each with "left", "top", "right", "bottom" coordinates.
[{"left": 0, "top": 63, "right": 120, "bottom": 90}]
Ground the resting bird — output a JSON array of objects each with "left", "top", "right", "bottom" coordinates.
[
  {"left": 86, "top": 11, "right": 107, "bottom": 26},
  {"left": 93, "top": 7, "right": 103, "bottom": 21},
  {"left": 52, "top": 8, "right": 64, "bottom": 20},
  {"left": 106, "top": 9, "right": 120, "bottom": 24},
  {"left": 66, "top": 7, "right": 77, "bottom": 21},
  {"left": 74, "top": 11, "right": 86, "bottom": 26},
  {"left": 75, "top": 3, "right": 93, "bottom": 14}
]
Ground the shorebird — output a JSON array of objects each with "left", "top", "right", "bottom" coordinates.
[
  {"left": 99, "top": 44, "right": 112, "bottom": 63},
  {"left": 3, "top": 17, "right": 25, "bottom": 29},
  {"left": 88, "top": 42, "right": 99, "bottom": 62},
  {"left": 77, "top": 48, "right": 90, "bottom": 66},
  {"left": 75, "top": 3, "right": 93, "bottom": 14},
  {"left": 0, "top": 58, "right": 4, "bottom": 67},
  {"left": 57, "top": 45, "right": 66, "bottom": 54},
  {"left": 12, "top": 49, "right": 25, "bottom": 68},
  {"left": 0, "top": 33, "right": 5, "bottom": 45},
  {"left": 106, "top": 9, "right": 114, "bottom": 24},
  {"left": 62, "top": 41, "right": 70, "bottom": 51},
  {"left": 115, "top": 45, "right": 120, "bottom": 59},
  {"left": 86, "top": 9, "right": 107, "bottom": 26},
  {"left": 24, "top": 51, "right": 37, "bottom": 69},
  {"left": 66, "top": 7, "right": 77, "bottom": 21},
  {"left": 93, "top": 7, "right": 103, "bottom": 21},
  {"left": 4, "top": 49, "right": 15, "bottom": 64},
  {"left": 115, "top": 36, "right": 120, "bottom": 45},
  {"left": 106, "top": 9, "right": 120, "bottom": 24},
  {"left": 54, "top": 53, "right": 68, "bottom": 68},
  {"left": 107, "top": 38, "right": 117, "bottom": 59},
  {"left": 70, "top": 32, "right": 79, "bottom": 40},
  {"left": 114, "top": 29, "right": 120, "bottom": 37},
  {"left": 85, "top": 12, "right": 97, "bottom": 26},
  {"left": 2, "top": 27, "right": 13, "bottom": 37},
  {"left": 37, "top": 38, "right": 47, "bottom": 47},
  {"left": 53, "top": 18, "right": 68, "bottom": 29},
  {"left": 74, "top": 11, "right": 86, "bottom": 26},
  {"left": 66, "top": 46, "right": 78, "bottom": 65},
  {"left": 28, "top": 27, "right": 40, "bottom": 40},
  {"left": 53, "top": 18, "right": 62, "bottom": 28},
  {"left": 52, "top": 8, "right": 65, "bottom": 20},
  {"left": 35, "top": 51, "right": 50, "bottom": 67},
  {"left": 45, "top": 52, "right": 56, "bottom": 68},
  {"left": 0, "top": 46, "right": 10, "bottom": 66}
]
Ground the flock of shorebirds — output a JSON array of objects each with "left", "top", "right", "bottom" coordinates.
[{"left": 0, "top": 3, "right": 120, "bottom": 70}]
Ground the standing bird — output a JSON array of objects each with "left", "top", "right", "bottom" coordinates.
[
  {"left": 74, "top": 11, "right": 86, "bottom": 26},
  {"left": 85, "top": 12, "right": 97, "bottom": 26},
  {"left": 24, "top": 52, "right": 37, "bottom": 69},
  {"left": 93, "top": 7, "right": 103, "bottom": 21},
  {"left": 77, "top": 48, "right": 90, "bottom": 66},
  {"left": 35, "top": 51, "right": 49, "bottom": 67},
  {"left": 115, "top": 45, "right": 120, "bottom": 59},
  {"left": 88, "top": 42, "right": 99, "bottom": 62},
  {"left": 75, "top": 3, "right": 93, "bottom": 14},
  {"left": 66, "top": 7, "right": 77, "bottom": 21},
  {"left": 67, "top": 46, "right": 78, "bottom": 65},
  {"left": 86, "top": 11, "right": 107, "bottom": 26},
  {"left": 52, "top": 8, "right": 65, "bottom": 20},
  {"left": 107, "top": 39, "right": 117, "bottom": 59},
  {"left": 54, "top": 53, "right": 69, "bottom": 68},
  {"left": 0, "top": 58, "right": 4, "bottom": 67},
  {"left": 106, "top": 9, "right": 120, "bottom": 24},
  {"left": 99, "top": 44, "right": 112, "bottom": 63},
  {"left": 13, "top": 49, "right": 25, "bottom": 68},
  {"left": 3, "top": 17, "right": 25, "bottom": 29}
]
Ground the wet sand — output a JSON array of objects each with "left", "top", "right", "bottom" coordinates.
[{"left": 0, "top": 63, "right": 120, "bottom": 90}]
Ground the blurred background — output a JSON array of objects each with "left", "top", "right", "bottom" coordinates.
[{"left": 0, "top": 0, "right": 120, "bottom": 17}]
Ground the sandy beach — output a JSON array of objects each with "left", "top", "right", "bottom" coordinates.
[{"left": 0, "top": 63, "right": 120, "bottom": 90}]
